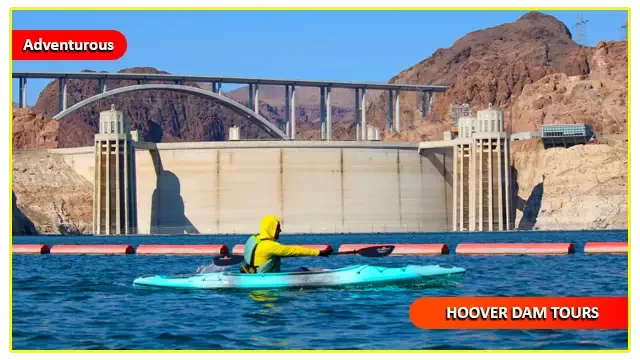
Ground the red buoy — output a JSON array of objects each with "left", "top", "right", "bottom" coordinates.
[
  {"left": 50, "top": 244, "right": 135, "bottom": 255},
  {"left": 338, "top": 244, "right": 449, "bottom": 255},
  {"left": 136, "top": 244, "right": 229, "bottom": 255},
  {"left": 12, "top": 244, "right": 50, "bottom": 254},
  {"left": 456, "top": 243, "right": 575, "bottom": 255},
  {"left": 584, "top": 242, "right": 628, "bottom": 254}
]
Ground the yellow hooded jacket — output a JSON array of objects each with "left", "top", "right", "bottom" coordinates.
[{"left": 249, "top": 215, "right": 320, "bottom": 272}]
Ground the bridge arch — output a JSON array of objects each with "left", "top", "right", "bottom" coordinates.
[{"left": 52, "top": 84, "right": 287, "bottom": 139}]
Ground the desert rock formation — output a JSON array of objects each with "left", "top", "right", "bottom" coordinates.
[
  {"left": 12, "top": 150, "right": 93, "bottom": 234},
  {"left": 511, "top": 140, "right": 627, "bottom": 230}
]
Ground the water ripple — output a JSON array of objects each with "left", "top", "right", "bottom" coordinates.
[{"left": 11, "top": 230, "right": 628, "bottom": 350}]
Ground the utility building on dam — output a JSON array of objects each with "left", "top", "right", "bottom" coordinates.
[{"left": 50, "top": 104, "right": 513, "bottom": 235}]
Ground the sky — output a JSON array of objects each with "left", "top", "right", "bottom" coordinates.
[{"left": 11, "top": 9, "right": 628, "bottom": 106}]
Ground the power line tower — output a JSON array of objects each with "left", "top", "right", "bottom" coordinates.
[
  {"left": 574, "top": 12, "right": 590, "bottom": 46},
  {"left": 619, "top": 19, "right": 628, "bottom": 40}
]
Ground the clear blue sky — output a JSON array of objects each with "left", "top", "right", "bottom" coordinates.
[{"left": 11, "top": 9, "right": 627, "bottom": 105}]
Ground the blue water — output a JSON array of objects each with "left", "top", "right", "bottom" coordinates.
[{"left": 12, "top": 230, "right": 628, "bottom": 350}]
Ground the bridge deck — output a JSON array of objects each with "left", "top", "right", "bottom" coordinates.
[{"left": 12, "top": 71, "right": 448, "bottom": 92}]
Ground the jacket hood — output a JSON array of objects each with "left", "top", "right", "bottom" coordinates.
[{"left": 257, "top": 215, "right": 280, "bottom": 241}]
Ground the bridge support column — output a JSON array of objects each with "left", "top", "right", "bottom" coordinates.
[
  {"left": 94, "top": 105, "right": 138, "bottom": 235},
  {"left": 248, "top": 84, "right": 259, "bottom": 113},
  {"left": 290, "top": 86, "right": 296, "bottom": 140},
  {"left": 254, "top": 84, "right": 259, "bottom": 113},
  {"left": 428, "top": 91, "right": 433, "bottom": 114},
  {"left": 395, "top": 90, "right": 400, "bottom": 133},
  {"left": 18, "top": 78, "right": 24, "bottom": 108},
  {"left": 421, "top": 91, "right": 427, "bottom": 118},
  {"left": 320, "top": 87, "right": 326, "bottom": 140},
  {"left": 285, "top": 85, "right": 291, "bottom": 138},
  {"left": 354, "top": 89, "right": 360, "bottom": 141},
  {"left": 22, "top": 78, "right": 28, "bottom": 108},
  {"left": 217, "top": 82, "right": 223, "bottom": 94},
  {"left": 361, "top": 88, "right": 367, "bottom": 141},
  {"left": 97, "top": 79, "right": 107, "bottom": 94},
  {"left": 388, "top": 89, "right": 393, "bottom": 133},
  {"left": 58, "top": 78, "right": 68, "bottom": 112},
  {"left": 211, "top": 82, "right": 217, "bottom": 93},
  {"left": 326, "top": 87, "right": 332, "bottom": 141}
]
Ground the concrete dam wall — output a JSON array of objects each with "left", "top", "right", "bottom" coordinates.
[{"left": 53, "top": 141, "right": 453, "bottom": 234}]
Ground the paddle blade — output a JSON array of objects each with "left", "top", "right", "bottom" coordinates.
[
  {"left": 355, "top": 245, "right": 395, "bottom": 257},
  {"left": 213, "top": 255, "right": 245, "bottom": 266}
]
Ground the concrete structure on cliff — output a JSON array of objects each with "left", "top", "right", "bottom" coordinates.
[
  {"left": 13, "top": 71, "right": 447, "bottom": 141},
  {"left": 419, "top": 104, "right": 513, "bottom": 231},
  {"left": 93, "top": 105, "right": 138, "bottom": 235}
]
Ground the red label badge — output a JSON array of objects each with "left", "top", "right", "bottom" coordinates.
[
  {"left": 409, "top": 297, "right": 628, "bottom": 330},
  {"left": 12, "top": 30, "right": 127, "bottom": 60}
]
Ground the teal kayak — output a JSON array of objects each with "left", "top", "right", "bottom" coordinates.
[{"left": 132, "top": 264, "right": 466, "bottom": 290}]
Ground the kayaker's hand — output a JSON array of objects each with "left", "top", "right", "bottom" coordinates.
[{"left": 318, "top": 249, "right": 333, "bottom": 257}]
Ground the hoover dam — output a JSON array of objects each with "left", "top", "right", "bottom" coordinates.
[{"left": 52, "top": 140, "right": 453, "bottom": 234}]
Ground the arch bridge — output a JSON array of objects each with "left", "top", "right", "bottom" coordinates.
[
  {"left": 52, "top": 84, "right": 286, "bottom": 139},
  {"left": 13, "top": 71, "right": 448, "bottom": 140}
]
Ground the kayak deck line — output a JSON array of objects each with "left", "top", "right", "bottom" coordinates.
[
  {"left": 232, "top": 244, "right": 332, "bottom": 255},
  {"left": 136, "top": 244, "right": 229, "bottom": 255},
  {"left": 584, "top": 242, "right": 628, "bottom": 254},
  {"left": 49, "top": 244, "right": 135, "bottom": 255},
  {"left": 455, "top": 243, "right": 575, "bottom": 255},
  {"left": 338, "top": 244, "right": 449, "bottom": 255}
]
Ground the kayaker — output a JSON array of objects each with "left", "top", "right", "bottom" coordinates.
[{"left": 240, "top": 215, "right": 332, "bottom": 273}]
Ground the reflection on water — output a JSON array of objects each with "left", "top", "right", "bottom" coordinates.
[{"left": 249, "top": 291, "right": 280, "bottom": 315}]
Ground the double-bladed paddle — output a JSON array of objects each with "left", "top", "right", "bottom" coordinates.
[{"left": 212, "top": 245, "right": 395, "bottom": 267}]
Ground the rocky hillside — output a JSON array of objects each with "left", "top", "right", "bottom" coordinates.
[
  {"left": 511, "top": 140, "right": 627, "bottom": 230},
  {"left": 12, "top": 150, "right": 93, "bottom": 234},
  {"left": 511, "top": 40, "right": 627, "bottom": 135},
  {"left": 365, "top": 12, "right": 627, "bottom": 142},
  {"left": 12, "top": 108, "right": 60, "bottom": 149}
]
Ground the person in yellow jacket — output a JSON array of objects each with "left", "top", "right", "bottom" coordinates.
[{"left": 240, "top": 215, "right": 332, "bottom": 273}]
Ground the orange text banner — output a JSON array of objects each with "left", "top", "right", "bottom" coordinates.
[{"left": 409, "top": 297, "right": 627, "bottom": 330}]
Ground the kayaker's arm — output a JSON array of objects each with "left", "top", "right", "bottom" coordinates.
[{"left": 267, "top": 242, "right": 322, "bottom": 257}]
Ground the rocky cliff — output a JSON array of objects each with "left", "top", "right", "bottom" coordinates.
[
  {"left": 12, "top": 108, "right": 60, "bottom": 149},
  {"left": 12, "top": 150, "right": 93, "bottom": 234},
  {"left": 511, "top": 40, "right": 627, "bottom": 135},
  {"left": 12, "top": 191, "right": 38, "bottom": 235},
  {"left": 366, "top": 12, "right": 626, "bottom": 142},
  {"left": 511, "top": 140, "right": 627, "bottom": 230}
]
